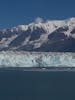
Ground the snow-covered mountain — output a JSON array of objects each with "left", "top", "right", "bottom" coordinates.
[{"left": 1, "top": 17, "right": 75, "bottom": 52}]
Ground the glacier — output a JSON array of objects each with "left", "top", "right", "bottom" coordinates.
[{"left": 0, "top": 51, "right": 75, "bottom": 67}]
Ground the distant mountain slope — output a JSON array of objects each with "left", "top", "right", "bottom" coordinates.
[{"left": 0, "top": 17, "right": 75, "bottom": 52}]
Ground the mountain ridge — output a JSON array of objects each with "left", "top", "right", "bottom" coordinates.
[{"left": 0, "top": 17, "right": 75, "bottom": 52}]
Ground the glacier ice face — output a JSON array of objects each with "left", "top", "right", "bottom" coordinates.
[{"left": 0, "top": 51, "right": 75, "bottom": 67}]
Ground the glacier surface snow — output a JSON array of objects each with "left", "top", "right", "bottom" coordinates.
[{"left": 0, "top": 51, "right": 75, "bottom": 67}]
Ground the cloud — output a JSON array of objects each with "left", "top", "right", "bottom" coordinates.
[{"left": 34, "top": 17, "right": 43, "bottom": 24}]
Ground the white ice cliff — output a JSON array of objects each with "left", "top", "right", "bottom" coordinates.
[{"left": 0, "top": 51, "right": 75, "bottom": 67}]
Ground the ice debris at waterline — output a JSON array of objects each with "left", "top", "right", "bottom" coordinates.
[{"left": 0, "top": 51, "right": 75, "bottom": 67}]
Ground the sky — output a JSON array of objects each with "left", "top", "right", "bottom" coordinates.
[{"left": 0, "top": 0, "right": 75, "bottom": 29}]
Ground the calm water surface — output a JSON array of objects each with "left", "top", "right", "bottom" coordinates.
[{"left": 0, "top": 70, "right": 75, "bottom": 100}]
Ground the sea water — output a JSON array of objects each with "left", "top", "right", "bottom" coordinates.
[{"left": 0, "top": 70, "right": 75, "bottom": 100}]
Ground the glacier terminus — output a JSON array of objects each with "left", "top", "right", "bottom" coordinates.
[{"left": 0, "top": 51, "right": 75, "bottom": 68}]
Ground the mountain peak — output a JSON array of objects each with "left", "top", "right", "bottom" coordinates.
[
  {"left": 0, "top": 17, "right": 75, "bottom": 52},
  {"left": 2, "top": 17, "right": 75, "bottom": 33}
]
